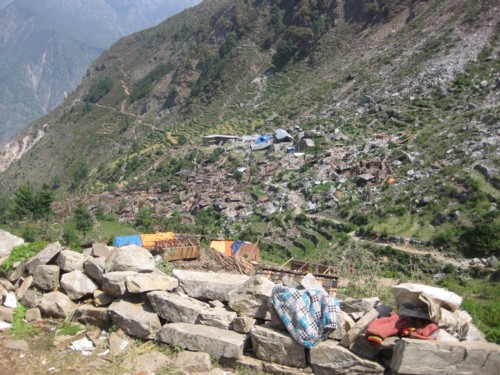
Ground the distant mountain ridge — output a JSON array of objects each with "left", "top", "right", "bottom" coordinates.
[{"left": 0, "top": 0, "right": 201, "bottom": 145}]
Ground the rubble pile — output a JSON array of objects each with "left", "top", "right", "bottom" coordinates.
[{"left": 1, "top": 241, "right": 499, "bottom": 374}]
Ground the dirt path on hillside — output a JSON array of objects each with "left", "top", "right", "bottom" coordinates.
[{"left": 306, "top": 213, "right": 461, "bottom": 266}]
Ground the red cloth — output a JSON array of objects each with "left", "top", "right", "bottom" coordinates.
[{"left": 365, "top": 313, "right": 439, "bottom": 345}]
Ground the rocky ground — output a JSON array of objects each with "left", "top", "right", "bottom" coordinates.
[{"left": 1, "top": 240, "right": 498, "bottom": 375}]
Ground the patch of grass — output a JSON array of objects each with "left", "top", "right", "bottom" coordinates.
[
  {"left": 0, "top": 241, "right": 48, "bottom": 275},
  {"left": 57, "top": 323, "right": 84, "bottom": 336},
  {"left": 6, "top": 305, "right": 42, "bottom": 339},
  {"left": 438, "top": 276, "right": 500, "bottom": 344}
]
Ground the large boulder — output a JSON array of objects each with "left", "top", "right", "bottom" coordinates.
[
  {"left": 250, "top": 325, "right": 306, "bottom": 368},
  {"left": 148, "top": 291, "right": 209, "bottom": 324},
  {"left": 102, "top": 271, "right": 137, "bottom": 297},
  {"left": 126, "top": 270, "right": 178, "bottom": 294},
  {"left": 83, "top": 257, "right": 106, "bottom": 283},
  {"left": 105, "top": 245, "right": 155, "bottom": 273},
  {"left": 57, "top": 250, "right": 84, "bottom": 272},
  {"left": 157, "top": 322, "right": 246, "bottom": 359},
  {"left": 0, "top": 230, "right": 24, "bottom": 259},
  {"left": 108, "top": 298, "right": 162, "bottom": 339},
  {"left": 172, "top": 270, "right": 249, "bottom": 302},
  {"left": 39, "top": 291, "right": 76, "bottom": 318},
  {"left": 60, "top": 270, "right": 98, "bottom": 300},
  {"left": 33, "top": 265, "right": 60, "bottom": 291},
  {"left": 228, "top": 275, "right": 274, "bottom": 319},
  {"left": 309, "top": 340, "right": 385, "bottom": 375},
  {"left": 25, "top": 242, "right": 62, "bottom": 274},
  {"left": 391, "top": 338, "right": 500, "bottom": 375}
]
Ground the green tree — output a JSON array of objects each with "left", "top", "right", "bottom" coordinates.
[
  {"left": 136, "top": 207, "right": 153, "bottom": 232},
  {"left": 13, "top": 183, "right": 53, "bottom": 220},
  {"left": 73, "top": 203, "right": 93, "bottom": 240}
]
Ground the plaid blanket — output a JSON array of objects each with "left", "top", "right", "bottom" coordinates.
[{"left": 270, "top": 285, "right": 340, "bottom": 349}]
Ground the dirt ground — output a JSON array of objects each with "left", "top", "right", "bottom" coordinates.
[{"left": 0, "top": 324, "right": 182, "bottom": 375}]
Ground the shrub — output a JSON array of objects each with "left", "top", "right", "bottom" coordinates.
[{"left": 84, "top": 77, "right": 113, "bottom": 103}]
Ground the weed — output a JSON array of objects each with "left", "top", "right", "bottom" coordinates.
[
  {"left": 156, "top": 259, "right": 173, "bottom": 275},
  {"left": 7, "top": 305, "right": 42, "bottom": 338},
  {"left": 0, "top": 241, "right": 47, "bottom": 275},
  {"left": 57, "top": 323, "right": 84, "bottom": 336}
]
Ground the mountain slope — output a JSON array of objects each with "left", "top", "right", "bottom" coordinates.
[
  {"left": 0, "top": 0, "right": 498, "bottom": 255},
  {"left": 0, "top": 0, "right": 201, "bottom": 145}
]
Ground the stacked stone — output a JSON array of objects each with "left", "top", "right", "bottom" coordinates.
[{"left": 1, "top": 241, "right": 499, "bottom": 375}]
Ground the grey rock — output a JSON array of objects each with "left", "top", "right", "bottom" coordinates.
[
  {"left": 75, "top": 304, "right": 110, "bottom": 328},
  {"left": 15, "top": 275, "right": 33, "bottom": 300},
  {"left": 126, "top": 270, "right": 178, "bottom": 293},
  {"left": 60, "top": 270, "right": 98, "bottom": 300},
  {"left": 157, "top": 322, "right": 246, "bottom": 359},
  {"left": 391, "top": 338, "right": 500, "bottom": 375},
  {"left": 282, "top": 275, "right": 299, "bottom": 289},
  {"left": 209, "top": 300, "right": 225, "bottom": 308},
  {"left": 350, "top": 336, "right": 378, "bottom": 360},
  {"left": 33, "top": 265, "right": 60, "bottom": 291},
  {"left": 309, "top": 340, "right": 384, "bottom": 375},
  {"left": 84, "top": 257, "right": 106, "bottom": 283},
  {"left": 92, "top": 243, "right": 111, "bottom": 258},
  {"left": 329, "top": 311, "right": 354, "bottom": 340},
  {"left": 436, "top": 330, "right": 460, "bottom": 342},
  {"left": 198, "top": 307, "right": 238, "bottom": 330},
  {"left": 20, "top": 289, "right": 41, "bottom": 308},
  {"left": 173, "top": 351, "right": 212, "bottom": 373},
  {"left": 228, "top": 275, "right": 275, "bottom": 319},
  {"left": 463, "top": 322, "right": 487, "bottom": 342},
  {"left": 262, "top": 362, "right": 314, "bottom": 375},
  {"left": 39, "top": 291, "right": 76, "bottom": 318},
  {"left": 6, "top": 261, "right": 25, "bottom": 282},
  {"left": 108, "top": 297, "right": 161, "bottom": 339},
  {"left": 25, "top": 242, "right": 62, "bottom": 274},
  {"left": 109, "top": 329, "right": 132, "bottom": 356},
  {"left": 105, "top": 245, "right": 155, "bottom": 273},
  {"left": 173, "top": 270, "right": 249, "bottom": 302},
  {"left": 251, "top": 325, "right": 306, "bottom": 368},
  {"left": 102, "top": 271, "right": 137, "bottom": 297},
  {"left": 340, "top": 308, "right": 379, "bottom": 347},
  {"left": 148, "top": 291, "right": 209, "bottom": 324},
  {"left": 25, "top": 308, "right": 41, "bottom": 322},
  {"left": 57, "top": 250, "right": 84, "bottom": 272},
  {"left": 268, "top": 300, "right": 287, "bottom": 331},
  {"left": 0, "top": 305, "right": 13, "bottom": 322},
  {"left": 93, "top": 290, "right": 114, "bottom": 307},
  {"left": 299, "top": 273, "right": 325, "bottom": 293},
  {"left": 340, "top": 297, "right": 379, "bottom": 313},
  {"left": 232, "top": 317, "right": 256, "bottom": 334},
  {"left": 0, "top": 230, "right": 24, "bottom": 259}
]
